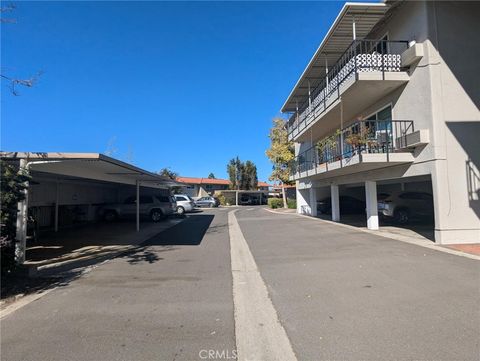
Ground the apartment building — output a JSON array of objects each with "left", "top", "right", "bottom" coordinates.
[
  {"left": 176, "top": 177, "right": 230, "bottom": 198},
  {"left": 177, "top": 177, "right": 272, "bottom": 198},
  {"left": 281, "top": 1, "right": 479, "bottom": 244}
]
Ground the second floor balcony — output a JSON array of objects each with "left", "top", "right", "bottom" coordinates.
[
  {"left": 287, "top": 39, "right": 411, "bottom": 142},
  {"left": 290, "top": 119, "right": 423, "bottom": 181}
]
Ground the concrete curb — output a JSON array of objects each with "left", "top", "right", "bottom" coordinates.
[
  {"left": 229, "top": 210, "right": 297, "bottom": 361},
  {"left": 263, "top": 208, "right": 480, "bottom": 261}
]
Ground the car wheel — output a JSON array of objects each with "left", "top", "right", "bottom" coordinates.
[
  {"left": 104, "top": 210, "right": 118, "bottom": 222},
  {"left": 394, "top": 209, "right": 409, "bottom": 225},
  {"left": 150, "top": 209, "right": 164, "bottom": 222},
  {"left": 177, "top": 206, "right": 185, "bottom": 215}
]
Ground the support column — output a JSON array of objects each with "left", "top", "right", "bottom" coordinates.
[
  {"left": 309, "top": 187, "right": 317, "bottom": 217},
  {"left": 331, "top": 184, "right": 340, "bottom": 222},
  {"left": 54, "top": 180, "right": 59, "bottom": 232},
  {"left": 308, "top": 80, "right": 312, "bottom": 112},
  {"left": 136, "top": 180, "right": 140, "bottom": 232},
  {"left": 352, "top": 17, "right": 356, "bottom": 40},
  {"left": 365, "top": 181, "right": 379, "bottom": 230},
  {"left": 15, "top": 159, "right": 29, "bottom": 265},
  {"left": 236, "top": 191, "right": 239, "bottom": 206}
]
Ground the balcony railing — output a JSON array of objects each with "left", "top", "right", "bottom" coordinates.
[
  {"left": 291, "top": 119, "right": 414, "bottom": 176},
  {"left": 287, "top": 39, "right": 409, "bottom": 139}
]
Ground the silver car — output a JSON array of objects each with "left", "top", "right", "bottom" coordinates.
[
  {"left": 195, "top": 196, "right": 220, "bottom": 208},
  {"left": 173, "top": 194, "right": 195, "bottom": 215},
  {"left": 101, "top": 195, "right": 176, "bottom": 222},
  {"left": 378, "top": 191, "right": 434, "bottom": 224}
]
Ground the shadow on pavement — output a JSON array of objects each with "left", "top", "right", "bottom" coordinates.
[
  {"left": 141, "top": 214, "right": 215, "bottom": 247},
  {"left": 1, "top": 214, "right": 215, "bottom": 306}
]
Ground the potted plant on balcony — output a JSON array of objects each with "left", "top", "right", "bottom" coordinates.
[{"left": 316, "top": 129, "right": 341, "bottom": 163}]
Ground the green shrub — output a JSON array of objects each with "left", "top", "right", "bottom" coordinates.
[
  {"left": 287, "top": 198, "right": 297, "bottom": 209},
  {"left": 268, "top": 198, "right": 284, "bottom": 209},
  {"left": 1, "top": 161, "right": 30, "bottom": 276},
  {"left": 215, "top": 193, "right": 227, "bottom": 206}
]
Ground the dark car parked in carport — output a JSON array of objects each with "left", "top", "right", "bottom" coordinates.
[{"left": 317, "top": 196, "right": 366, "bottom": 214}]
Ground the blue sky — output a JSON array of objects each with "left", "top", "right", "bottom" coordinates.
[{"left": 2, "top": 1, "right": 352, "bottom": 182}]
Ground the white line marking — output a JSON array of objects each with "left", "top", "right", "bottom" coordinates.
[{"left": 229, "top": 210, "right": 297, "bottom": 361}]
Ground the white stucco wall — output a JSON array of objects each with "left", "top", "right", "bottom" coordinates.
[{"left": 291, "top": 1, "right": 480, "bottom": 243}]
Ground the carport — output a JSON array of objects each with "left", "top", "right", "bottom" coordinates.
[
  {"left": 1, "top": 152, "right": 179, "bottom": 265},
  {"left": 311, "top": 175, "right": 435, "bottom": 241}
]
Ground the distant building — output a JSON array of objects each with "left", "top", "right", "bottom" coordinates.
[
  {"left": 176, "top": 177, "right": 272, "bottom": 198},
  {"left": 176, "top": 177, "right": 230, "bottom": 198}
]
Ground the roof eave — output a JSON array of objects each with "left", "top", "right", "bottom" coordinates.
[{"left": 280, "top": 2, "right": 388, "bottom": 113}]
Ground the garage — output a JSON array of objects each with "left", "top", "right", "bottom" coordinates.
[{"left": 1, "top": 152, "right": 179, "bottom": 269}]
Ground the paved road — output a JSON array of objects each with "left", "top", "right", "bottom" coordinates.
[
  {"left": 2, "top": 207, "right": 479, "bottom": 361},
  {"left": 1, "top": 209, "right": 235, "bottom": 361},
  {"left": 235, "top": 207, "right": 480, "bottom": 361}
]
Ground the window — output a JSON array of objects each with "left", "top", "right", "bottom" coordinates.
[
  {"left": 175, "top": 196, "right": 188, "bottom": 202},
  {"left": 156, "top": 195, "right": 171, "bottom": 203},
  {"left": 139, "top": 196, "right": 153, "bottom": 204},
  {"left": 366, "top": 105, "right": 392, "bottom": 121}
]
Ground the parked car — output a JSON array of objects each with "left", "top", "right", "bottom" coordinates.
[
  {"left": 100, "top": 194, "right": 176, "bottom": 222},
  {"left": 173, "top": 194, "right": 196, "bottom": 215},
  {"left": 378, "top": 191, "right": 434, "bottom": 224},
  {"left": 377, "top": 192, "right": 390, "bottom": 201},
  {"left": 317, "top": 196, "right": 366, "bottom": 214},
  {"left": 240, "top": 194, "right": 254, "bottom": 205},
  {"left": 195, "top": 196, "right": 220, "bottom": 208}
]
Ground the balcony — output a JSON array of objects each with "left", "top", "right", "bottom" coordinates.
[
  {"left": 290, "top": 119, "right": 417, "bottom": 181},
  {"left": 287, "top": 39, "right": 410, "bottom": 142}
]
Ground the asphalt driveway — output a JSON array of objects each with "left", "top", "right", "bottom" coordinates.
[
  {"left": 1, "top": 209, "right": 235, "bottom": 361},
  {"left": 1, "top": 206, "right": 478, "bottom": 361},
  {"left": 236, "top": 207, "right": 480, "bottom": 361}
]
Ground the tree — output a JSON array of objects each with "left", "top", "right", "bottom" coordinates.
[
  {"left": 158, "top": 167, "right": 178, "bottom": 180},
  {"left": 227, "top": 157, "right": 242, "bottom": 190},
  {"left": 158, "top": 168, "right": 183, "bottom": 194},
  {"left": 207, "top": 173, "right": 216, "bottom": 179},
  {"left": 227, "top": 157, "right": 258, "bottom": 191},
  {"left": 265, "top": 118, "right": 295, "bottom": 208},
  {"left": 1, "top": 160, "right": 30, "bottom": 274},
  {"left": 242, "top": 160, "right": 258, "bottom": 190},
  {"left": 1, "top": 4, "right": 42, "bottom": 95}
]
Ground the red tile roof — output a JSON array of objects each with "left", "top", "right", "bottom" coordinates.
[
  {"left": 176, "top": 177, "right": 230, "bottom": 185},
  {"left": 177, "top": 177, "right": 272, "bottom": 188},
  {"left": 258, "top": 181, "right": 272, "bottom": 187}
]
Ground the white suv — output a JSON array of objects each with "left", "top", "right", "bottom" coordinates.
[{"left": 174, "top": 194, "right": 196, "bottom": 215}]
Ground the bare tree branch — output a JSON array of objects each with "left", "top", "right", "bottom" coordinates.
[
  {"left": 1, "top": 72, "right": 43, "bottom": 96},
  {"left": 0, "top": 3, "right": 16, "bottom": 23}
]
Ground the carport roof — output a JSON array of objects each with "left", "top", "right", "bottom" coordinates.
[
  {"left": 0, "top": 152, "right": 180, "bottom": 188},
  {"left": 281, "top": 2, "right": 390, "bottom": 112}
]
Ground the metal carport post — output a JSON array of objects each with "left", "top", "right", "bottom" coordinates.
[{"left": 136, "top": 180, "right": 140, "bottom": 232}]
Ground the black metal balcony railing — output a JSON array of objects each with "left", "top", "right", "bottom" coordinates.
[
  {"left": 290, "top": 119, "right": 414, "bottom": 176},
  {"left": 287, "top": 39, "right": 410, "bottom": 139}
]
